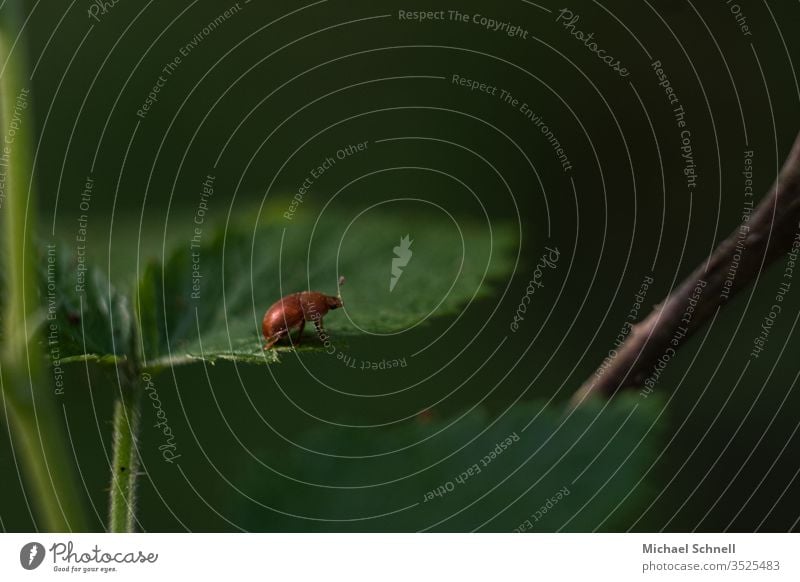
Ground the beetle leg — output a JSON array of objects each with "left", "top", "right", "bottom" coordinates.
[
  {"left": 263, "top": 331, "right": 286, "bottom": 351},
  {"left": 294, "top": 319, "right": 306, "bottom": 346}
]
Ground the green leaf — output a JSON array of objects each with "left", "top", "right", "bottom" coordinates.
[
  {"left": 231, "top": 395, "right": 663, "bottom": 532},
  {"left": 0, "top": 242, "right": 132, "bottom": 364},
  {"left": 47, "top": 248, "right": 133, "bottom": 363},
  {"left": 136, "top": 208, "right": 516, "bottom": 368}
]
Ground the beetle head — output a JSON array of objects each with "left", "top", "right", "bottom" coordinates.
[{"left": 329, "top": 275, "right": 345, "bottom": 309}]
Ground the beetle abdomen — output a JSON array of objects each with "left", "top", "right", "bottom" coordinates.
[{"left": 262, "top": 293, "right": 303, "bottom": 339}]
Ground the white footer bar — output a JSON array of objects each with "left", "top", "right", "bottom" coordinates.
[{"left": 1, "top": 533, "right": 797, "bottom": 581}]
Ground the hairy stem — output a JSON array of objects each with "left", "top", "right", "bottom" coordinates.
[
  {"left": 573, "top": 131, "right": 800, "bottom": 404},
  {"left": 108, "top": 368, "right": 142, "bottom": 532}
]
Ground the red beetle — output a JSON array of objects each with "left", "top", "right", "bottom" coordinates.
[{"left": 262, "top": 277, "right": 345, "bottom": 350}]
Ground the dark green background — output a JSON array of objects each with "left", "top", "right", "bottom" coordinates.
[{"left": 1, "top": 0, "right": 799, "bottom": 531}]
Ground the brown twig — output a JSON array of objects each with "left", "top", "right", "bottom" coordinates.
[{"left": 572, "top": 131, "right": 800, "bottom": 405}]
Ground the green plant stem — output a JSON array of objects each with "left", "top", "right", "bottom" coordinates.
[
  {"left": 108, "top": 369, "right": 142, "bottom": 532},
  {"left": 2, "top": 383, "right": 89, "bottom": 531},
  {"left": 0, "top": 1, "right": 88, "bottom": 531}
]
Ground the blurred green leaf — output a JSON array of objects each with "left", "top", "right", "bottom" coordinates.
[
  {"left": 137, "top": 209, "right": 516, "bottom": 368},
  {"left": 232, "top": 395, "right": 663, "bottom": 532},
  {"left": 0, "top": 243, "right": 132, "bottom": 364}
]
